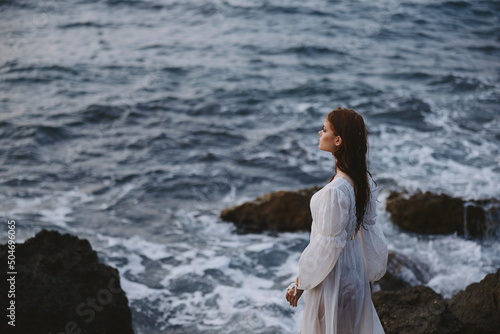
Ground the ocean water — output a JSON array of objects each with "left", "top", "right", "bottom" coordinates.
[{"left": 1, "top": 0, "right": 499, "bottom": 332}]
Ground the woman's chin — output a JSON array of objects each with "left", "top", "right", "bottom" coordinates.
[{"left": 318, "top": 146, "right": 332, "bottom": 153}]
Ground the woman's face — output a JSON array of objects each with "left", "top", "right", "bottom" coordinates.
[{"left": 318, "top": 118, "right": 341, "bottom": 153}]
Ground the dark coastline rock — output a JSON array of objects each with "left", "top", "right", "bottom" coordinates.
[
  {"left": 372, "top": 285, "right": 463, "bottom": 334},
  {"left": 222, "top": 187, "right": 500, "bottom": 237},
  {"left": 447, "top": 268, "right": 500, "bottom": 334},
  {"left": 0, "top": 229, "right": 134, "bottom": 334},
  {"left": 386, "top": 191, "right": 500, "bottom": 238},
  {"left": 372, "top": 268, "right": 500, "bottom": 334},
  {"left": 220, "top": 186, "right": 320, "bottom": 233},
  {"left": 377, "top": 251, "right": 432, "bottom": 291}
]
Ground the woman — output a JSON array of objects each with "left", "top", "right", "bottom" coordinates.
[{"left": 285, "top": 107, "right": 388, "bottom": 334}]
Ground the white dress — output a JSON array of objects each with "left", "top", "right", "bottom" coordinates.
[{"left": 295, "top": 177, "right": 387, "bottom": 334}]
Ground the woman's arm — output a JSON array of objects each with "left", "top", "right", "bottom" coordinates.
[
  {"left": 285, "top": 186, "right": 350, "bottom": 306},
  {"left": 295, "top": 186, "right": 350, "bottom": 291}
]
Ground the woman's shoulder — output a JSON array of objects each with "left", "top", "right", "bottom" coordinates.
[{"left": 324, "top": 178, "right": 354, "bottom": 198}]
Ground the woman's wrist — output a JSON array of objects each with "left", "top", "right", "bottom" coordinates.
[{"left": 295, "top": 276, "right": 303, "bottom": 291}]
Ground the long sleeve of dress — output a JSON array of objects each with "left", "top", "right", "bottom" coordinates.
[
  {"left": 360, "top": 183, "right": 388, "bottom": 282},
  {"left": 296, "top": 186, "right": 350, "bottom": 290}
]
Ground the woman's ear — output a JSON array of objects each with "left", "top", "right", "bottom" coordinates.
[{"left": 335, "top": 136, "right": 342, "bottom": 147}]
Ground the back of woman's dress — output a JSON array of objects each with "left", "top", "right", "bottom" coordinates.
[{"left": 295, "top": 177, "right": 387, "bottom": 334}]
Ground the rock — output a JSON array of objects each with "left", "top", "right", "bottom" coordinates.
[
  {"left": 377, "top": 251, "right": 432, "bottom": 291},
  {"left": 0, "top": 229, "right": 134, "bottom": 334},
  {"left": 386, "top": 191, "right": 500, "bottom": 237},
  {"left": 447, "top": 268, "right": 500, "bottom": 333},
  {"left": 372, "top": 269, "right": 500, "bottom": 334},
  {"left": 220, "top": 186, "right": 320, "bottom": 233},
  {"left": 372, "top": 285, "right": 463, "bottom": 334}
]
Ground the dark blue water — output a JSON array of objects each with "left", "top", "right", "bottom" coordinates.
[{"left": 1, "top": 0, "right": 499, "bottom": 332}]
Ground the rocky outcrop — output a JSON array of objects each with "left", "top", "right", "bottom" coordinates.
[
  {"left": 221, "top": 187, "right": 500, "bottom": 237},
  {"left": 372, "top": 268, "right": 500, "bottom": 334},
  {"left": 0, "top": 229, "right": 134, "bottom": 334},
  {"left": 372, "top": 285, "right": 463, "bottom": 334},
  {"left": 222, "top": 187, "right": 500, "bottom": 237},
  {"left": 447, "top": 268, "right": 500, "bottom": 333},
  {"left": 386, "top": 191, "right": 500, "bottom": 238},
  {"left": 220, "top": 186, "right": 319, "bottom": 233}
]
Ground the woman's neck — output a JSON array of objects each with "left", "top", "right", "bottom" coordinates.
[{"left": 334, "top": 168, "right": 356, "bottom": 190}]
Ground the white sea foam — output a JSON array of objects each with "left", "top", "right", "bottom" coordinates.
[
  {"left": 86, "top": 210, "right": 311, "bottom": 332},
  {"left": 245, "top": 241, "right": 275, "bottom": 252},
  {"left": 0, "top": 188, "right": 95, "bottom": 241},
  {"left": 103, "top": 234, "right": 172, "bottom": 261},
  {"left": 120, "top": 277, "right": 163, "bottom": 301},
  {"left": 368, "top": 120, "right": 500, "bottom": 199}
]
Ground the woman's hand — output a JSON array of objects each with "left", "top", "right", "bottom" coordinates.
[{"left": 285, "top": 282, "right": 304, "bottom": 307}]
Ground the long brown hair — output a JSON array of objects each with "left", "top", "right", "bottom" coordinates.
[{"left": 327, "top": 107, "right": 373, "bottom": 233}]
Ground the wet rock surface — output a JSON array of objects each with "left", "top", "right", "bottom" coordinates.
[
  {"left": 221, "top": 187, "right": 500, "bottom": 237},
  {"left": 447, "top": 268, "right": 500, "bottom": 334},
  {"left": 220, "top": 186, "right": 320, "bottom": 233},
  {"left": 0, "top": 229, "right": 134, "bottom": 334},
  {"left": 373, "top": 285, "right": 463, "bottom": 334},
  {"left": 373, "top": 268, "right": 500, "bottom": 334},
  {"left": 386, "top": 191, "right": 500, "bottom": 237}
]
